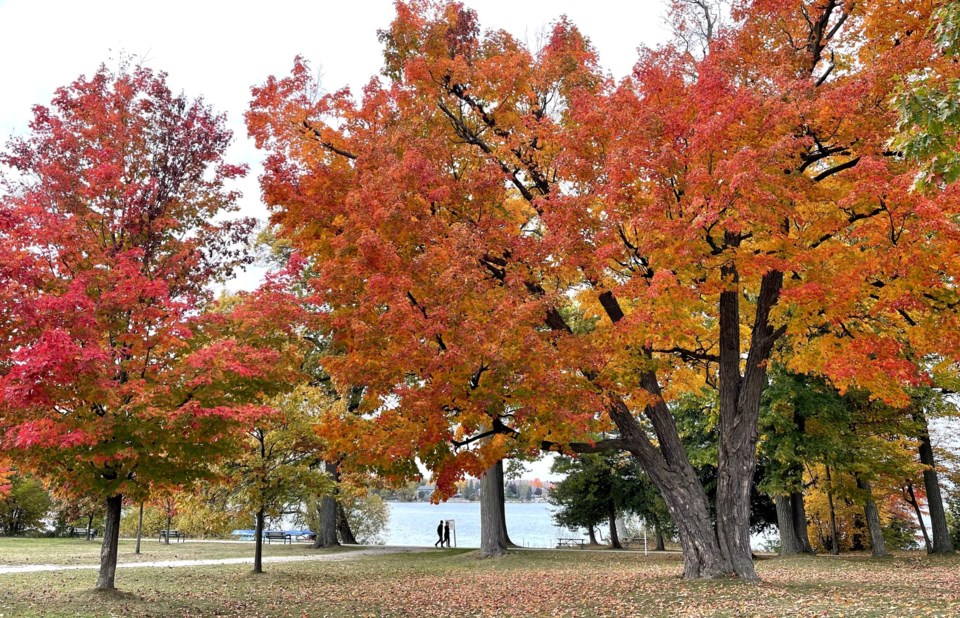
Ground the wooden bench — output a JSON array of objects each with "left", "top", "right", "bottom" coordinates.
[
  {"left": 264, "top": 531, "right": 292, "bottom": 544},
  {"left": 556, "top": 537, "right": 586, "bottom": 549},
  {"left": 159, "top": 529, "right": 186, "bottom": 543},
  {"left": 68, "top": 527, "right": 97, "bottom": 539}
]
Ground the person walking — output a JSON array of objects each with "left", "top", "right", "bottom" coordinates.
[
  {"left": 434, "top": 520, "right": 444, "bottom": 547},
  {"left": 443, "top": 521, "right": 451, "bottom": 548}
]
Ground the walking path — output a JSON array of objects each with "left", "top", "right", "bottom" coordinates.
[{"left": 0, "top": 546, "right": 428, "bottom": 576}]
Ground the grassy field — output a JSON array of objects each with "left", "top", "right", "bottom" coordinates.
[
  {"left": 0, "top": 537, "right": 321, "bottom": 566},
  {"left": 1, "top": 543, "right": 959, "bottom": 617}
]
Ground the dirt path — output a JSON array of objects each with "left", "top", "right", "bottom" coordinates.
[{"left": 0, "top": 545, "right": 431, "bottom": 575}]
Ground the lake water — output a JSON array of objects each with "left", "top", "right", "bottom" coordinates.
[
  {"left": 384, "top": 501, "right": 576, "bottom": 548},
  {"left": 383, "top": 501, "right": 774, "bottom": 550}
]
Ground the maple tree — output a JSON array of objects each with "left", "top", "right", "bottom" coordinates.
[
  {"left": 0, "top": 63, "right": 285, "bottom": 590},
  {"left": 248, "top": 0, "right": 960, "bottom": 580}
]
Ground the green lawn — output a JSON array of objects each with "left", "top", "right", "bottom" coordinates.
[
  {"left": 0, "top": 537, "right": 321, "bottom": 566},
  {"left": 1, "top": 544, "right": 958, "bottom": 617}
]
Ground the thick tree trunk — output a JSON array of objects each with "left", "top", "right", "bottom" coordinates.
[
  {"left": 609, "top": 394, "right": 730, "bottom": 578},
  {"left": 96, "top": 494, "right": 122, "bottom": 591},
  {"left": 714, "top": 270, "right": 782, "bottom": 582},
  {"left": 314, "top": 494, "right": 339, "bottom": 548},
  {"left": 857, "top": 476, "right": 889, "bottom": 558},
  {"left": 905, "top": 481, "right": 932, "bottom": 553},
  {"left": 915, "top": 414, "right": 955, "bottom": 554},
  {"left": 590, "top": 290, "right": 741, "bottom": 579},
  {"left": 480, "top": 460, "right": 510, "bottom": 557},
  {"left": 134, "top": 502, "right": 144, "bottom": 555},
  {"left": 253, "top": 507, "right": 265, "bottom": 574},
  {"left": 336, "top": 500, "right": 357, "bottom": 545},
  {"left": 654, "top": 526, "right": 666, "bottom": 551},
  {"left": 587, "top": 526, "right": 598, "bottom": 545},
  {"left": 608, "top": 501, "right": 622, "bottom": 549},
  {"left": 776, "top": 495, "right": 801, "bottom": 556}
]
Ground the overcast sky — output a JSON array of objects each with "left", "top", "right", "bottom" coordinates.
[
  {"left": 0, "top": 1, "right": 671, "bottom": 288},
  {"left": 0, "top": 0, "right": 671, "bottom": 479}
]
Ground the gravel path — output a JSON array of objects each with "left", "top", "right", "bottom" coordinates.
[{"left": 0, "top": 546, "right": 431, "bottom": 575}]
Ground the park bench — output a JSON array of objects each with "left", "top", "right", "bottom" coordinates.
[
  {"left": 264, "top": 530, "right": 292, "bottom": 544},
  {"left": 556, "top": 537, "right": 586, "bottom": 549},
  {"left": 159, "top": 529, "right": 186, "bottom": 543},
  {"left": 622, "top": 536, "right": 644, "bottom": 548},
  {"left": 68, "top": 527, "right": 97, "bottom": 539}
]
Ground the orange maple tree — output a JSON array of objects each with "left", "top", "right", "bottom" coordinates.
[{"left": 248, "top": 0, "right": 960, "bottom": 579}]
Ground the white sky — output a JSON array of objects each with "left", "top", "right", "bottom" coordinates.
[{"left": 0, "top": 0, "right": 671, "bottom": 479}]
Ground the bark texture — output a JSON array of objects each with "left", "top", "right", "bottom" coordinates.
[
  {"left": 776, "top": 495, "right": 801, "bottom": 556},
  {"left": 479, "top": 460, "right": 510, "bottom": 557},
  {"left": 96, "top": 494, "right": 122, "bottom": 591},
  {"left": 314, "top": 494, "right": 339, "bottom": 548}
]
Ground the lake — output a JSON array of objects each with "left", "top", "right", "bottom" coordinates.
[
  {"left": 383, "top": 501, "right": 775, "bottom": 550},
  {"left": 384, "top": 501, "right": 575, "bottom": 548}
]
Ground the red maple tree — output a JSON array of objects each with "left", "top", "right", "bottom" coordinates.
[{"left": 0, "top": 63, "right": 284, "bottom": 590}]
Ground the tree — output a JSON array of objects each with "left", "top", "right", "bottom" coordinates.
[
  {"left": 0, "top": 63, "right": 282, "bottom": 590},
  {"left": 248, "top": 1, "right": 960, "bottom": 580},
  {"left": 225, "top": 384, "right": 332, "bottom": 573},
  {"left": 0, "top": 473, "right": 53, "bottom": 536}
]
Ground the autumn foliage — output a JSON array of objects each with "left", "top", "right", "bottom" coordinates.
[
  {"left": 248, "top": 0, "right": 960, "bottom": 580},
  {"left": 0, "top": 63, "right": 298, "bottom": 589}
]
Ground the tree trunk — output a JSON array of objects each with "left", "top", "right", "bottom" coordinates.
[
  {"left": 776, "top": 495, "right": 801, "bottom": 556},
  {"left": 592, "top": 290, "right": 745, "bottom": 579},
  {"left": 86, "top": 514, "right": 94, "bottom": 541},
  {"left": 915, "top": 413, "right": 955, "bottom": 554},
  {"left": 826, "top": 466, "right": 840, "bottom": 555},
  {"left": 607, "top": 393, "right": 730, "bottom": 579},
  {"left": 857, "top": 476, "right": 889, "bottom": 558},
  {"left": 608, "top": 500, "right": 622, "bottom": 549},
  {"left": 313, "top": 494, "right": 339, "bottom": 548},
  {"left": 479, "top": 459, "right": 511, "bottom": 557},
  {"left": 654, "top": 526, "right": 666, "bottom": 551},
  {"left": 253, "top": 507, "right": 265, "bottom": 574},
  {"left": 336, "top": 500, "right": 357, "bottom": 545},
  {"left": 134, "top": 502, "right": 144, "bottom": 555},
  {"left": 790, "top": 490, "right": 813, "bottom": 553},
  {"left": 165, "top": 515, "right": 171, "bottom": 545},
  {"left": 714, "top": 270, "right": 782, "bottom": 582},
  {"left": 905, "top": 481, "right": 932, "bottom": 553},
  {"left": 587, "top": 526, "right": 598, "bottom": 545},
  {"left": 96, "top": 494, "right": 122, "bottom": 591}
]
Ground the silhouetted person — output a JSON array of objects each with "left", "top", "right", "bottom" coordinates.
[
  {"left": 443, "top": 521, "right": 451, "bottom": 547},
  {"left": 434, "top": 520, "right": 444, "bottom": 547}
]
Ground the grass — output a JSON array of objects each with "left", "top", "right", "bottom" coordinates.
[
  {"left": 1, "top": 544, "right": 959, "bottom": 617},
  {"left": 0, "top": 537, "right": 322, "bottom": 566}
]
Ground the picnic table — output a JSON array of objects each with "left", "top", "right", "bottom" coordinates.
[
  {"left": 556, "top": 537, "right": 586, "bottom": 549},
  {"left": 159, "top": 529, "right": 186, "bottom": 543}
]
